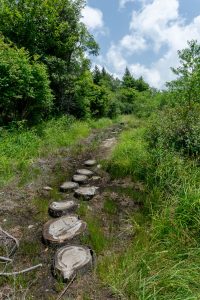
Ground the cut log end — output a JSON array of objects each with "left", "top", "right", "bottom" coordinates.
[
  {"left": 53, "top": 245, "right": 93, "bottom": 281},
  {"left": 60, "top": 182, "right": 79, "bottom": 193},
  {"left": 84, "top": 159, "right": 97, "bottom": 167},
  {"left": 43, "top": 216, "right": 87, "bottom": 245},
  {"left": 72, "top": 174, "right": 88, "bottom": 184},
  {"left": 74, "top": 186, "right": 99, "bottom": 200},
  {"left": 76, "top": 169, "right": 94, "bottom": 177},
  {"left": 49, "top": 201, "right": 78, "bottom": 217}
]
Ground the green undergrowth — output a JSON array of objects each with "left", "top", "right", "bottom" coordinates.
[
  {"left": 99, "top": 116, "right": 200, "bottom": 299},
  {"left": 105, "top": 117, "right": 149, "bottom": 181},
  {"left": 78, "top": 202, "right": 110, "bottom": 254},
  {"left": 0, "top": 116, "right": 115, "bottom": 188}
]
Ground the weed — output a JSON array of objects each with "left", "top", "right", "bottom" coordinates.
[
  {"left": 103, "top": 198, "right": 118, "bottom": 215},
  {"left": 81, "top": 215, "right": 109, "bottom": 254},
  {"left": 33, "top": 197, "right": 49, "bottom": 222},
  {"left": 18, "top": 240, "right": 41, "bottom": 258},
  {"left": 77, "top": 202, "right": 88, "bottom": 217}
]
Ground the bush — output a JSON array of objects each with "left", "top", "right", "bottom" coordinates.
[
  {"left": 0, "top": 38, "right": 53, "bottom": 125},
  {"left": 147, "top": 104, "right": 200, "bottom": 157}
]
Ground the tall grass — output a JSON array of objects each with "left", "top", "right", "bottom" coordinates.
[
  {"left": 0, "top": 116, "right": 114, "bottom": 187},
  {"left": 99, "top": 117, "right": 200, "bottom": 299}
]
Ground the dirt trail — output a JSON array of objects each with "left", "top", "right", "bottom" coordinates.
[{"left": 0, "top": 123, "right": 141, "bottom": 300}]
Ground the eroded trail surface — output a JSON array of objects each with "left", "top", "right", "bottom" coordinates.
[{"left": 0, "top": 123, "right": 141, "bottom": 300}]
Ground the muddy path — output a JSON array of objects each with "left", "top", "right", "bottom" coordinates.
[{"left": 0, "top": 122, "right": 142, "bottom": 300}]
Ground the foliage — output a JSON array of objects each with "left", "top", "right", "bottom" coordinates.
[
  {"left": 0, "top": 0, "right": 99, "bottom": 117},
  {"left": 102, "top": 116, "right": 200, "bottom": 299},
  {"left": 148, "top": 104, "right": 200, "bottom": 157},
  {"left": 167, "top": 40, "right": 200, "bottom": 106},
  {"left": 0, "top": 38, "right": 53, "bottom": 125}
]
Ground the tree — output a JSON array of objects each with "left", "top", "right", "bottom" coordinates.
[
  {"left": 0, "top": 38, "right": 53, "bottom": 125},
  {"left": 93, "top": 65, "right": 102, "bottom": 85},
  {"left": 167, "top": 40, "right": 200, "bottom": 106},
  {"left": 135, "top": 76, "right": 149, "bottom": 92},
  {"left": 122, "top": 67, "right": 136, "bottom": 88},
  {"left": 0, "top": 0, "right": 99, "bottom": 115}
]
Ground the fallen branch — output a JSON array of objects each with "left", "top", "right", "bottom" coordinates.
[
  {"left": 0, "top": 263, "right": 42, "bottom": 276},
  {"left": 56, "top": 274, "right": 76, "bottom": 300},
  {"left": 0, "top": 256, "right": 13, "bottom": 263},
  {"left": 0, "top": 227, "right": 19, "bottom": 247}
]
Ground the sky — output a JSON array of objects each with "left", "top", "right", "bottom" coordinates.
[{"left": 81, "top": 0, "right": 200, "bottom": 89}]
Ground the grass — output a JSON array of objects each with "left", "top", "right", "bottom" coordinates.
[
  {"left": 32, "top": 197, "right": 50, "bottom": 222},
  {"left": 99, "top": 115, "right": 200, "bottom": 300},
  {"left": 105, "top": 120, "right": 149, "bottom": 181},
  {"left": 78, "top": 202, "right": 110, "bottom": 254},
  {"left": 0, "top": 116, "right": 115, "bottom": 188},
  {"left": 103, "top": 198, "right": 118, "bottom": 215}
]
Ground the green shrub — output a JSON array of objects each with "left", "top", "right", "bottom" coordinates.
[
  {"left": 0, "top": 38, "right": 53, "bottom": 125},
  {"left": 148, "top": 104, "right": 200, "bottom": 157}
]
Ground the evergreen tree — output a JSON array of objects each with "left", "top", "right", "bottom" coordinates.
[{"left": 122, "top": 67, "right": 136, "bottom": 88}]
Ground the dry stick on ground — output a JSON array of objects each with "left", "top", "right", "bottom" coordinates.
[
  {"left": 0, "top": 227, "right": 19, "bottom": 255},
  {"left": 0, "top": 256, "right": 13, "bottom": 263},
  {"left": 56, "top": 274, "right": 76, "bottom": 300},
  {"left": 0, "top": 263, "right": 43, "bottom": 276}
]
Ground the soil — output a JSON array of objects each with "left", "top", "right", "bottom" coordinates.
[{"left": 0, "top": 123, "right": 142, "bottom": 300}]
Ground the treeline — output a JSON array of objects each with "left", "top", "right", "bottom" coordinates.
[{"left": 0, "top": 0, "right": 150, "bottom": 127}]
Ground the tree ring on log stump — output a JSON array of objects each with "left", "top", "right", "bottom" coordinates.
[
  {"left": 72, "top": 174, "right": 88, "bottom": 184},
  {"left": 60, "top": 182, "right": 79, "bottom": 192},
  {"left": 74, "top": 186, "right": 99, "bottom": 200},
  {"left": 53, "top": 245, "right": 93, "bottom": 281},
  {"left": 76, "top": 169, "right": 94, "bottom": 177},
  {"left": 43, "top": 216, "right": 86, "bottom": 245},
  {"left": 84, "top": 159, "right": 97, "bottom": 167},
  {"left": 49, "top": 201, "right": 78, "bottom": 217}
]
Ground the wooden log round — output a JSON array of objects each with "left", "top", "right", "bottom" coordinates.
[
  {"left": 91, "top": 176, "right": 101, "bottom": 181},
  {"left": 53, "top": 245, "right": 93, "bottom": 281},
  {"left": 60, "top": 182, "right": 79, "bottom": 193},
  {"left": 43, "top": 216, "right": 87, "bottom": 246},
  {"left": 76, "top": 169, "right": 94, "bottom": 177},
  {"left": 49, "top": 201, "right": 78, "bottom": 218},
  {"left": 74, "top": 186, "right": 99, "bottom": 200},
  {"left": 84, "top": 159, "right": 97, "bottom": 167},
  {"left": 72, "top": 174, "right": 88, "bottom": 184}
]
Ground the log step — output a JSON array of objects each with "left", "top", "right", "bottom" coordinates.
[
  {"left": 74, "top": 186, "right": 99, "bottom": 200},
  {"left": 72, "top": 174, "right": 88, "bottom": 184},
  {"left": 84, "top": 159, "right": 97, "bottom": 167},
  {"left": 53, "top": 245, "right": 93, "bottom": 281},
  {"left": 76, "top": 169, "right": 94, "bottom": 177},
  {"left": 49, "top": 201, "right": 78, "bottom": 217},
  {"left": 43, "top": 216, "right": 87, "bottom": 245},
  {"left": 60, "top": 181, "right": 79, "bottom": 192}
]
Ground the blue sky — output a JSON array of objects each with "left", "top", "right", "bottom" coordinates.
[{"left": 82, "top": 0, "right": 200, "bottom": 88}]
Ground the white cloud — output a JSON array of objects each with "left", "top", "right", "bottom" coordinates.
[
  {"left": 119, "top": 0, "right": 135, "bottom": 9},
  {"left": 120, "top": 34, "right": 147, "bottom": 52},
  {"left": 82, "top": 6, "right": 104, "bottom": 31},
  {"left": 106, "top": 0, "right": 200, "bottom": 88},
  {"left": 106, "top": 45, "right": 127, "bottom": 74}
]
